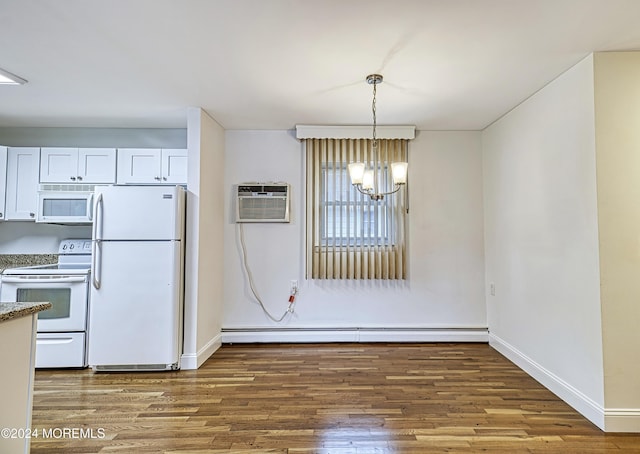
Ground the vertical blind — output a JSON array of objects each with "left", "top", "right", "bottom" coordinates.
[{"left": 306, "top": 138, "right": 407, "bottom": 279}]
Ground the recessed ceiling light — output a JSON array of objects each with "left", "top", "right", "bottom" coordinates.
[{"left": 0, "top": 67, "right": 27, "bottom": 85}]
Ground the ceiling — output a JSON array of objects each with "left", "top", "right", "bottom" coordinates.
[{"left": 1, "top": 0, "right": 640, "bottom": 131}]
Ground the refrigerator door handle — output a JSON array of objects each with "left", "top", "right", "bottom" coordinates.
[
  {"left": 92, "top": 241, "right": 102, "bottom": 290},
  {"left": 91, "top": 193, "right": 103, "bottom": 290},
  {"left": 88, "top": 193, "right": 95, "bottom": 221}
]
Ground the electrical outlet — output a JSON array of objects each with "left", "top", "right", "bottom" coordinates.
[
  {"left": 490, "top": 282, "right": 495, "bottom": 296},
  {"left": 290, "top": 280, "right": 298, "bottom": 293}
]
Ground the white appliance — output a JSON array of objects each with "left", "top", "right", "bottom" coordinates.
[
  {"left": 88, "top": 185, "right": 185, "bottom": 371},
  {"left": 236, "top": 183, "right": 290, "bottom": 223},
  {"left": 37, "top": 184, "right": 95, "bottom": 224},
  {"left": 0, "top": 239, "right": 92, "bottom": 368}
]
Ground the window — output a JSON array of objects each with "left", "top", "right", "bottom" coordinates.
[
  {"left": 321, "top": 165, "right": 393, "bottom": 246},
  {"left": 306, "top": 138, "right": 408, "bottom": 279}
]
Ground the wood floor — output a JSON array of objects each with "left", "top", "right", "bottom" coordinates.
[{"left": 31, "top": 343, "right": 640, "bottom": 453}]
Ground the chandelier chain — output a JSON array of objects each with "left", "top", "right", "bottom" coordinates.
[
  {"left": 372, "top": 80, "right": 377, "bottom": 147},
  {"left": 347, "top": 73, "right": 406, "bottom": 201}
]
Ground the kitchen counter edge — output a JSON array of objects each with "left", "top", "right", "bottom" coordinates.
[{"left": 0, "top": 302, "right": 52, "bottom": 324}]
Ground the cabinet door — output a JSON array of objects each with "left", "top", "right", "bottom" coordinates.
[
  {"left": 116, "top": 148, "right": 161, "bottom": 184},
  {"left": 78, "top": 148, "right": 116, "bottom": 183},
  {"left": 0, "top": 146, "right": 7, "bottom": 220},
  {"left": 40, "top": 147, "right": 78, "bottom": 183},
  {"left": 5, "top": 147, "right": 40, "bottom": 220},
  {"left": 161, "top": 148, "right": 187, "bottom": 184}
]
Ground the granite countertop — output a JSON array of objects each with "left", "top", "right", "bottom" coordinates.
[
  {"left": 0, "top": 302, "right": 52, "bottom": 324},
  {"left": 0, "top": 254, "right": 58, "bottom": 273}
]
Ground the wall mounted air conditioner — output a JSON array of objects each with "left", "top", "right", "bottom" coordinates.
[{"left": 235, "top": 183, "right": 290, "bottom": 223}]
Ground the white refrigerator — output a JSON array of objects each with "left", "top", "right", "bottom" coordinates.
[{"left": 88, "top": 185, "right": 185, "bottom": 371}]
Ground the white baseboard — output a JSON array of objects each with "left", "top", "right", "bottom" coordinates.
[
  {"left": 489, "top": 333, "right": 607, "bottom": 430},
  {"left": 492, "top": 334, "right": 640, "bottom": 432},
  {"left": 180, "top": 333, "right": 222, "bottom": 370},
  {"left": 604, "top": 409, "right": 640, "bottom": 432},
  {"left": 221, "top": 327, "right": 489, "bottom": 344}
]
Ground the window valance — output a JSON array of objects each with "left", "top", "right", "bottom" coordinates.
[{"left": 296, "top": 125, "right": 415, "bottom": 140}]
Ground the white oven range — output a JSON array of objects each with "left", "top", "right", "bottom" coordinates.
[{"left": 0, "top": 239, "right": 91, "bottom": 368}]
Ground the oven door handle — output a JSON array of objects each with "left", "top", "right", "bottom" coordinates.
[
  {"left": 1, "top": 276, "right": 87, "bottom": 284},
  {"left": 91, "top": 192, "right": 103, "bottom": 290}
]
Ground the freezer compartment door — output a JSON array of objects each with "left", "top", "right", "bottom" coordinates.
[
  {"left": 93, "top": 185, "right": 185, "bottom": 241},
  {"left": 88, "top": 240, "right": 183, "bottom": 368}
]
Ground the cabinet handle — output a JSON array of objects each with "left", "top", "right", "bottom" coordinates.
[
  {"left": 70, "top": 176, "right": 77, "bottom": 181},
  {"left": 77, "top": 176, "right": 83, "bottom": 181},
  {"left": 154, "top": 176, "right": 161, "bottom": 181},
  {"left": 162, "top": 177, "right": 167, "bottom": 181},
  {"left": 0, "top": 212, "right": 3, "bottom": 218},
  {"left": 30, "top": 212, "right": 35, "bottom": 217}
]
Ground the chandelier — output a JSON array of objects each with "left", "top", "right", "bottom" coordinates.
[{"left": 347, "top": 74, "right": 408, "bottom": 201}]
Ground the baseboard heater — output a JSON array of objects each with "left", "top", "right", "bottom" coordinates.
[
  {"left": 221, "top": 327, "right": 489, "bottom": 343},
  {"left": 93, "top": 363, "right": 179, "bottom": 372}
]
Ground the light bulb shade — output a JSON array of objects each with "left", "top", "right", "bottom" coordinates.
[
  {"left": 391, "top": 162, "right": 408, "bottom": 185},
  {"left": 348, "top": 162, "right": 365, "bottom": 185},
  {"left": 362, "top": 170, "right": 374, "bottom": 190}
]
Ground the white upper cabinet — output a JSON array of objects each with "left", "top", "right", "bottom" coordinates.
[
  {"left": 0, "top": 146, "right": 7, "bottom": 220},
  {"left": 5, "top": 147, "right": 40, "bottom": 221},
  {"left": 116, "top": 148, "right": 160, "bottom": 184},
  {"left": 79, "top": 148, "right": 117, "bottom": 183},
  {"left": 40, "top": 147, "right": 116, "bottom": 184},
  {"left": 117, "top": 148, "right": 187, "bottom": 185},
  {"left": 39, "top": 147, "right": 75, "bottom": 182},
  {"left": 161, "top": 149, "right": 188, "bottom": 184}
]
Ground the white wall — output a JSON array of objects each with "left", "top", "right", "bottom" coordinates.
[
  {"left": 222, "top": 129, "right": 486, "bottom": 341},
  {"left": 593, "top": 51, "right": 640, "bottom": 431},
  {"left": 0, "top": 127, "right": 186, "bottom": 148},
  {"left": 483, "top": 55, "right": 605, "bottom": 425},
  {"left": 0, "top": 222, "right": 91, "bottom": 254},
  {"left": 182, "top": 108, "right": 225, "bottom": 369}
]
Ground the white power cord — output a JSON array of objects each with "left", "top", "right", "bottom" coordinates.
[{"left": 238, "top": 223, "right": 297, "bottom": 322}]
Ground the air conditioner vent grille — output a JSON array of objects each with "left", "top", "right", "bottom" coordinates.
[{"left": 236, "top": 183, "right": 290, "bottom": 223}]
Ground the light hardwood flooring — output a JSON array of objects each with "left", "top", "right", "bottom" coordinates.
[{"left": 31, "top": 343, "right": 640, "bottom": 453}]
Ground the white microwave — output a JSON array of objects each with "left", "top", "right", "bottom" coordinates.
[{"left": 36, "top": 188, "right": 94, "bottom": 224}]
